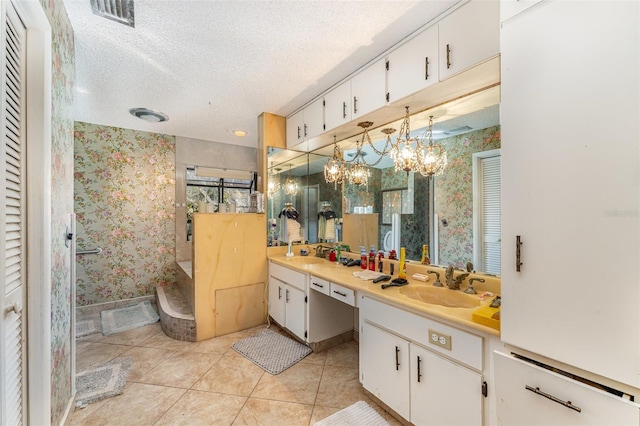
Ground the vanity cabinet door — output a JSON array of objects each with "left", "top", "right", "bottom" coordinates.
[
  {"left": 286, "top": 97, "right": 325, "bottom": 149},
  {"left": 284, "top": 284, "right": 306, "bottom": 341},
  {"left": 350, "top": 58, "right": 386, "bottom": 121},
  {"left": 360, "top": 321, "right": 410, "bottom": 420},
  {"left": 500, "top": 0, "right": 640, "bottom": 388},
  {"left": 268, "top": 276, "right": 286, "bottom": 326},
  {"left": 285, "top": 109, "right": 304, "bottom": 149},
  {"left": 386, "top": 24, "right": 438, "bottom": 104},
  {"left": 438, "top": 0, "right": 499, "bottom": 81},
  {"left": 324, "top": 80, "right": 351, "bottom": 131},
  {"left": 410, "top": 344, "right": 483, "bottom": 426}
]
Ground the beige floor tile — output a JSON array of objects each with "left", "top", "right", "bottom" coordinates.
[
  {"left": 76, "top": 333, "right": 104, "bottom": 343},
  {"left": 189, "top": 330, "right": 247, "bottom": 355},
  {"left": 241, "top": 324, "right": 269, "bottom": 336},
  {"left": 193, "top": 353, "right": 264, "bottom": 396},
  {"left": 139, "top": 351, "right": 222, "bottom": 388},
  {"left": 71, "top": 382, "right": 186, "bottom": 426},
  {"left": 138, "top": 329, "right": 197, "bottom": 351},
  {"left": 251, "top": 362, "right": 323, "bottom": 405},
  {"left": 315, "top": 365, "right": 368, "bottom": 409},
  {"left": 298, "top": 349, "right": 327, "bottom": 366},
  {"left": 324, "top": 341, "right": 359, "bottom": 368},
  {"left": 99, "top": 323, "right": 163, "bottom": 346},
  {"left": 309, "top": 405, "right": 341, "bottom": 425},
  {"left": 155, "top": 390, "right": 246, "bottom": 426},
  {"left": 76, "top": 342, "right": 130, "bottom": 371},
  {"left": 115, "top": 346, "right": 177, "bottom": 382},
  {"left": 232, "top": 398, "right": 313, "bottom": 426}
]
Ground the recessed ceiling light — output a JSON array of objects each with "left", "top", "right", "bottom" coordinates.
[
  {"left": 129, "top": 108, "right": 169, "bottom": 123},
  {"left": 232, "top": 130, "right": 247, "bottom": 137}
]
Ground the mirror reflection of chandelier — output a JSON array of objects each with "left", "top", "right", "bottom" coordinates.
[
  {"left": 417, "top": 116, "right": 448, "bottom": 177},
  {"left": 284, "top": 164, "right": 298, "bottom": 195},
  {"left": 323, "top": 136, "right": 345, "bottom": 189},
  {"left": 267, "top": 165, "right": 281, "bottom": 196}
]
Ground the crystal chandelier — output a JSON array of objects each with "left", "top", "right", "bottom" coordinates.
[
  {"left": 346, "top": 153, "right": 370, "bottom": 186},
  {"left": 416, "top": 116, "right": 448, "bottom": 177},
  {"left": 390, "top": 106, "right": 420, "bottom": 174},
  {"left": 283, "top": 164, "right": 298, "bottom": 195},
  {"left": 323, "top": 135, "right": 344, "bottom": 189},
  {"left": 267, "top": 165, "right": 281, "bottom": 196}
]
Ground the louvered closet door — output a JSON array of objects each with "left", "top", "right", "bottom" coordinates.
[
  {"left": 1, "top": 2, "right": 27, "bottom": 425},
  {"left": 480, "top": 155, "right": 501, "bottom": 274}
]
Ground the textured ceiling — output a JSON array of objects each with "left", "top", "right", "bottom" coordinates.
[{"left": 63, "top": 0, "right": 461, "bottom": 148}]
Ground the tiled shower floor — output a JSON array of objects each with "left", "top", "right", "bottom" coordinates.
[{"left": 69, "top": 323, "right": 401, "bottom": 425}]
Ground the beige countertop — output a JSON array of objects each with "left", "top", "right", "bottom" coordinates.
[{"left": 269, "top": 253, "right": 501, "bottom": 337}]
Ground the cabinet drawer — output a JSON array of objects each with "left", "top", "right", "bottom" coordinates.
[
  {"left": 330, "top": 282, "right": 355, "bottom": 306},
  {"left": 309, "top": 276, "right": 330, "bottom": 296},
  {"left": 360, "top": 295, "right": 483, "bottom": 371},
  {"left": 494, "top": 351, "right": 640, "bottom": 425},
  {"left": 269, "top": 262, "right": 306, "bottom": 292}
]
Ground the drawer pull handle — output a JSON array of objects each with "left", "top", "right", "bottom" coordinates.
[
  {"left": 342, "top": 101, "right": 347, "bottom": 119},
  {"left": 333, "top": 290, "right": 347, "bottom": 297},
  {"left": 312, "top": 282, "right": 324, "bottom": 288},
  {"left": 417, "top": 355, "right": 422, "bottom": 382},
  {"left": 446, "top": 44, "right": 452, "bottom": 69},
  {"left": 395, "top": 346, "right": 400, "bottom": 370},
  {"left": 516, "top": 235, "right": 523, "bottom": 272},
  {"left": 525, "top": 385, "right": 582, "bottom": 413},
  {"left": 278, "top": 286, "right": 282, "bottom": 300},
  {"left": 425, "top": 57, "right": 430, "bottom": 80},
  {"left": 353, "top": 96, "right": 358, "bottom": 114},
  {"left": 286, "top": 289, "right": 290, "bottom": 303}
]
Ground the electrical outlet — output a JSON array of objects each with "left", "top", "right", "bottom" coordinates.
[{"left": 428, "top": 329, "right": 452, "bottom": 351}]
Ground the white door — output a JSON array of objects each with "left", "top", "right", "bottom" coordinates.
[
  {"left": 267, "top": 277, "right": 285, "bottom": 326},
  {"left": 1, "top": 2, "right": 27, "bottom": 424},
  {"left": 284, "top": 285, "right": 306, "bottom": 341}
]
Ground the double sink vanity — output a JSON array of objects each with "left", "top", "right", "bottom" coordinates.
[{"left": 268, "top": 249, "right": 501, "bottom": 425}]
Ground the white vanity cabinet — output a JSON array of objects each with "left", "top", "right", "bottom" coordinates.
[
  {"left": 386, "top": 25, "right": 438, "bottom": 104},
  {"left": 286, "top": 97, "right": 324, "bottom": 149},
  {"left": 268, "top": 263, "right": 307, "bottom": 341},
  {"left": 438, "top": 0, "right": 499, "bottom": 81},
  {"left": 360, "top": 295, "right": 486, "bottom": 425},
  {"left": 494, "top": 351, "right": 640, "bottom": 425},
  {"left": 500, "top": 0, "right": 640, "bottom": 390}
]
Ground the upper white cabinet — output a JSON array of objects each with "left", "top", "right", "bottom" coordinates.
[
  {"left": 324, "top": 80, "right": 351, "bottom": 131},
  {"left": 386, "top": 25, "right": 439, "bottom": 104},
  {"left": 350, "top": 58, "right": 386, "bottom": 121},
  {"left": 438, "top": 0, "right": 499, "bottom": 81},
  {"left": 500, "top": 0, "right": 640, "bottom": 388},
  {"left": 286, "top": 97, "right": 324, "bottom": 149}
]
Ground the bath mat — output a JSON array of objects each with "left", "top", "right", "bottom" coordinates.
[
  {"left": 76, "top": 319, "right": 100, "bottom": 338},
  {"left": 75, "top": 357, "right": 132, "bottom": 408},
  {"left": 100, "top": 301, "right": 159, "bottom": 336},
  {"left": 314, "top": 401, "right": 389, "bottom": 426},
  {"left": 232, "top": 328, "right": 312, "bottom": 375}
]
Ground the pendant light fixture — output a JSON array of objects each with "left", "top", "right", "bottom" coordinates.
[
  {"left": 284, "top": 164, "right": 298, "bottom": 196},
  {"left": 267, "top": 164, "right": 281, "bottom": 196},
  {"left": 323, "top": 135, "right": 345, "bottom": 189},
  {"left": 346, "top": 152, "right": 370, "bottom": 186},
  {"left": 417, "top": 116, "right": 448, "bottom": 177},
  {"left": 390, "top": 106, "right": 419, "bottom": 174}
]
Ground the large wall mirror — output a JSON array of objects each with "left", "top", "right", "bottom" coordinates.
[{"left": 267, "top": 86, "right": 501, "bottom": 275}]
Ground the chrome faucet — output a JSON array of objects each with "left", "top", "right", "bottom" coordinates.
[{"left": 445, "top": 265, "right": 469, "bottom": 290}]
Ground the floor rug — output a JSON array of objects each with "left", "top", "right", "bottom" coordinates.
[
  {"left": 75, "top": 358, "right": 132, "bottom": 408},
  {"left": 314, "top": 401, "right": 390, "bottom": 426},
  {"left": 232, "top": 328, "right": 312, "bottom": 375},
  {"left": 76, "top": 319, "right": 100, "bottom": 338},
  {"left": 100, "top": 301, "right": 159, "bottom": 336}
]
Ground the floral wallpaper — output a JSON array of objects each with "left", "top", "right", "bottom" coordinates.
[
  {"left": 39, "top": 0, "right": 76, "bottom": 423},
  {"left": 434, "top": 125, "right": 501, "bottom": 268},
  {"left": 74, "top": 123, "right": 177, "bottom": 306}
]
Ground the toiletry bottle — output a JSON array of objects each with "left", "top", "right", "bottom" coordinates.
[
  {"left": 360, "top": 247, "right": 367, "bottom": 269},
  {"left": 368, "top": 245, "right": 375, "bottom": 271},
  {"left": 336, "top": 245, "right": 341, "bottom": 264},
  {"left": 421, "top": 244, "right": 431, "bottom": 265},
  {"left": 389, "top": 249, "right": 396, "bottom": 275},
  {"left": 378, "top": 250, "right": 384, "bottom": 273},
  {"left": 398, "top": 247, "right": 407, "bottom": 279}
]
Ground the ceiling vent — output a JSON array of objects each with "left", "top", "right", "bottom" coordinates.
[
  {"left": 443, "top": 125, "right": 473, "bottom": 136},
  {"left": 91, "top": 0, "right": 135, "bottom": 28}
]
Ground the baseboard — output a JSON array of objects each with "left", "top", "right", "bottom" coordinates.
[{"left": 60, "top": 395, "right": 75, "bottom": 425}]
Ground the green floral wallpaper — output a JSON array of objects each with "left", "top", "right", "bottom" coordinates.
[
  {"left": 40, "top": 0, "right": 76, "bottom": 423},
  {"left": 74, "top": 123, "right": 177, "bottom": 305},
  {"left": 434, "top": 125, "right": 501, "bottom": 268}
]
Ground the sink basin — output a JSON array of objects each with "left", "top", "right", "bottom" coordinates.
[
  {"left": 284, "top": 256, "right": 326, "bottom": 265},
  {"left": 399, "top": 286, "right": 481, "bottom": 309}
]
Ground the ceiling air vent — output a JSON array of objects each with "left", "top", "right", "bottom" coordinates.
[
  {"left": 443, "top": 125, "right": 473, "bottom": 136},
  {"left": 91, "top": 0, "right": 134, "bottom": 28}
]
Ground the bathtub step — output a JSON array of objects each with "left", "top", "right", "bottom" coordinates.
[{"left": 156, "top": 285, "right": 196, "bottom": 342}]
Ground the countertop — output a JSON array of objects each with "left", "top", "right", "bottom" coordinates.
[{"left": 269, "top": 253, "right": 501, "bottom": 337}]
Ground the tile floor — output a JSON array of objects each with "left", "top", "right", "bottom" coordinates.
[{"left": 69, "top": 323, "right": 401, "bottom": 425}]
